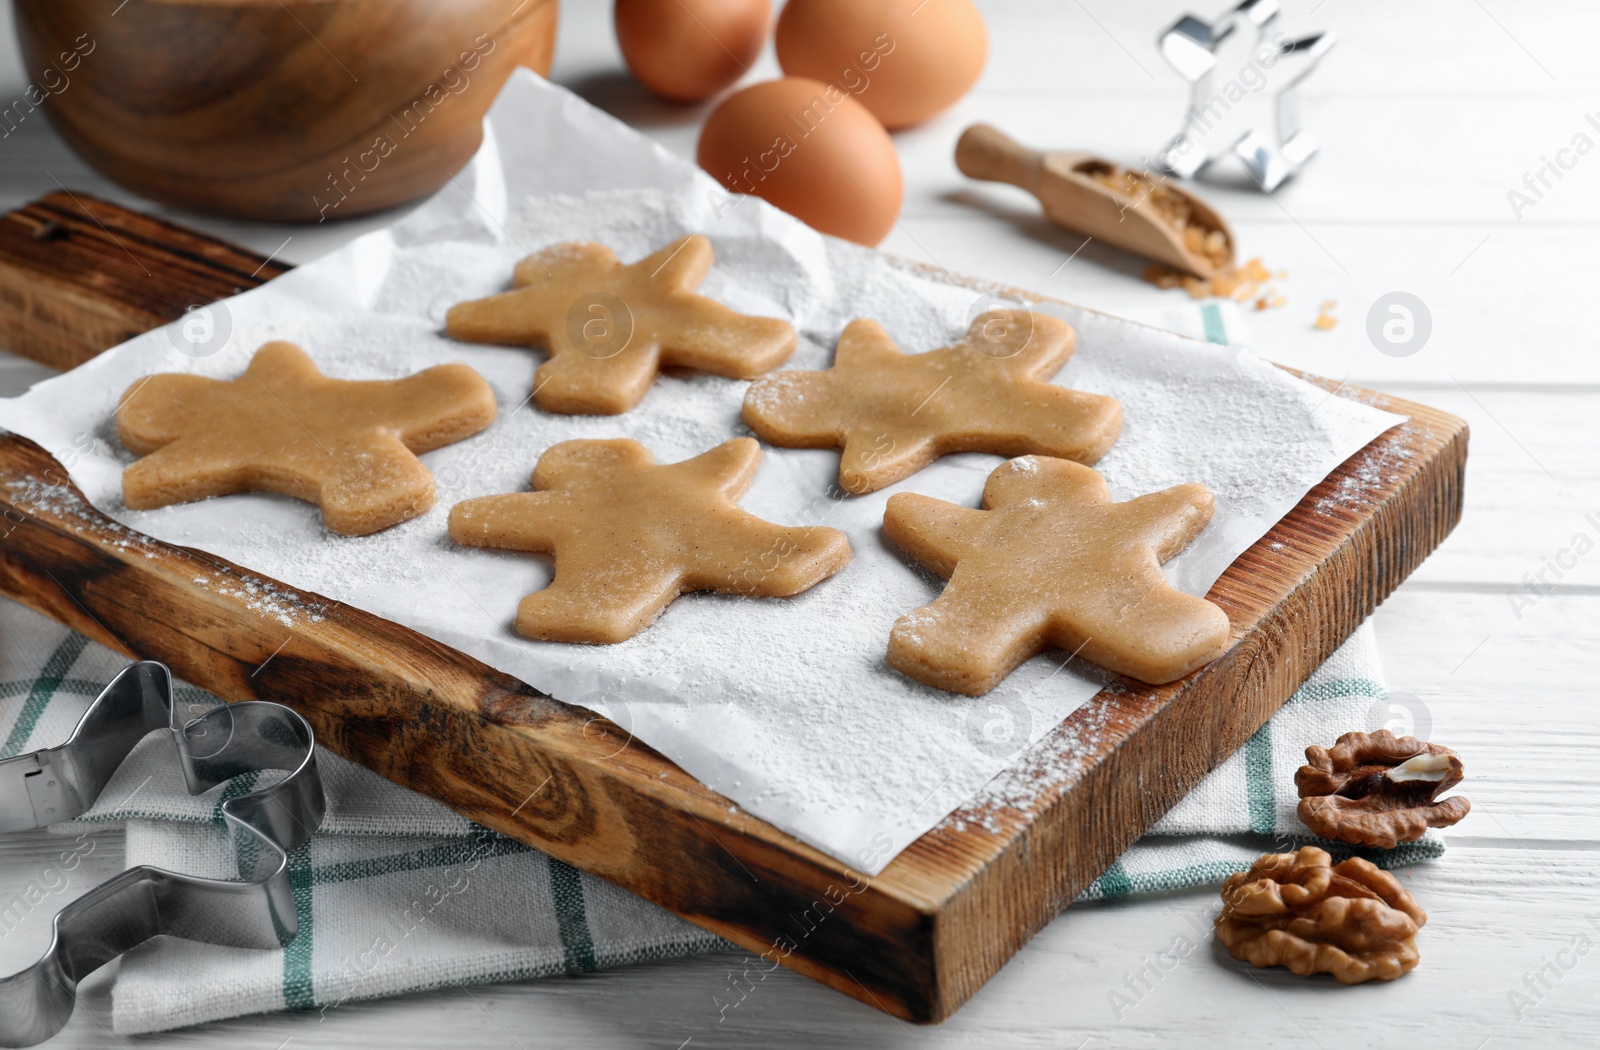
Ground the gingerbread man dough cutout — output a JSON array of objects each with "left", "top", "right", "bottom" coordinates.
[
  {"left": 446, "top": 235, "right": 797, "bottom": 415},
  {"left": 116, "top": 341, "right": 498, "bottom": 536},
  {"left": 742, "top": 311, "right": 1121, "bottom": 494},
  {"left": 449, "top": 437, "right": 852, "bottom": 644},
  {"left": 884, "top": 456, "right": 1230, "bottom": 694}
]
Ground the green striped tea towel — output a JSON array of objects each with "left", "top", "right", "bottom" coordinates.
[
  {"left": 0, "top": 601, "right": 729, "bottom": 1035},
  {"left": 1157, "top": 298, "right": 1251, "bottom": 349},
  {"left": 0, "top": 598, "right": 1441, "bottom": 1034}
]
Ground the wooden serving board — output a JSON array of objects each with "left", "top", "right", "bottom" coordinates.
[{"left": 0, "top": 192, "right": 1467, "bottom": 1023}]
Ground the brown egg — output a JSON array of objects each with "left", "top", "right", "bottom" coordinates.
[
  {"left": 615, "top": 0, "right": 771, "bottom": 104},
  {"left": 697, "top": 77, "right": 903, "bottom": 246},
  {"left": 775, "top": 0, "right": 988, "bottom": 129}
]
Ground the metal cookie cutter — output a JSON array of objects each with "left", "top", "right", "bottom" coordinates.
[
  {"left": 1155, "top": 0, "right": 1337, "bottom": 191},
  {"left": 0, "top": 661, "right": 326, "bottom": 1047}
]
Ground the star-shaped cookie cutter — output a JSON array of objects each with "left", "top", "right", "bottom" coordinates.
[
  {"left": 0, "top": 661, "right": 325, "bottom": 1047},
  {"left": 1155, "top": 0, "right": 1336, "bottom": 191}
]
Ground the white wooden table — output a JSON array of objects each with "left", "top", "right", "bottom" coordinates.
[{"left": 2, "top": 1, "right": 1596, "bottom": 1045}]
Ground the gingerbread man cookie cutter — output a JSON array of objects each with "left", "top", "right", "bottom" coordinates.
[
  {"left": 0, "top": 661, "right": 325, "bottom": 1047},
  {"left": 1155, "top": 0, "right": 1337, "bottom": 192}
]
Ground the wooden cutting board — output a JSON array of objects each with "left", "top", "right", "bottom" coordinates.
[{"left": 0, "top": 192, "right": 1467, "bottom": 1023}]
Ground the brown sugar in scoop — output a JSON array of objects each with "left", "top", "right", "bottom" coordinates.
[{"left": 955, "top": 124, "right": 1234, "bottom": 278}]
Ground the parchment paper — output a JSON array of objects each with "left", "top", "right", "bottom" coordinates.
[{"left": 0, "top": 72, "right": 1403, "bottom": 874}]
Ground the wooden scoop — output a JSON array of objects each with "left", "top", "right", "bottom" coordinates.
[{"left": 955, "top": 124, "right": 1235, "bottom": 278}]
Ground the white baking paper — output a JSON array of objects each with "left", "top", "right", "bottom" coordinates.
[{"left": 0, "top": 72, "right": 1403, "bottom": 874}]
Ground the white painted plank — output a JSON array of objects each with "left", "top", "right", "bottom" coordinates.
[
  {"left": 6, "top": 4, "right": 1598, "bottom": 233},
  {"left": 552, "top": 81, "right": 1600, "bottom": 226},
  {"left": 888, "top": 93, "right": 1600, "bottom": 227},
  {"left": 2, "top": 844, "right": 1592, "bottom": 1048},
  {"left": 2, "top": 6, "right": 1595, "bottom": 389},
  {"left": 551, "top": 0, "right": 1600, "bottom": 100},
  {"left": 974, "top": 0, "right": 1598, "bottom": 95},
  {"left": 1370, "top": 589, "right": 1597, "bottom": 843},
  {"left": 873, "top": 217, "right": 1600, "bottom": 386},
  {"left": 0, "top": 827, "right": 124, "bottom": 978},
  {"left": 1390, "top": 389, "right": 1600, "bottom": 587},
  {"left": 549, "top": 2, "right": 1600, "bottom": 226}
]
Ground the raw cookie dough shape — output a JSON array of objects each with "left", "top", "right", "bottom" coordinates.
[
  {"left": 448, "top": 437, "right": 853, "bottom": 644},
  {"left": 883, "top": 455, "right": 1231, "bottom": 694},
  {"left": 116, "top": 340, "right": 498, "bottom": 536},
  {"left": 742, "top": 311, "right": 1122, "bottom": 494},
  {"left": 445, "top": 234, "right": 797, "bottom": 415}
]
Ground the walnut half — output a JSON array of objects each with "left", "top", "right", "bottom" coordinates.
[
  {"left": 1296, "top": 729, "right": 1471, "bottom": 849},
  {"left": 1215, "top": 846, "right": 1427, "bottom": 984}
]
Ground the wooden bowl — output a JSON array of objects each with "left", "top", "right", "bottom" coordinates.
[{"left": 13, "top": 0, "right": 558, "bottom": 222}]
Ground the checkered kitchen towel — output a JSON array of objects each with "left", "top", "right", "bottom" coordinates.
[
  {"left": 0, "top": 600, "right": 1443, "bottom": 1033},
  {"left": 0, "top": 302, "right": 1441, "bottom": 1033}
]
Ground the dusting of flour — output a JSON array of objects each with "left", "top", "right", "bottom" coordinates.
[{"left": 0, "top": 85, "right": 1404, "bottom": 874}]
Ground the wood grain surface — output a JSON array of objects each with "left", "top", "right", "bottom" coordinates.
[
  {"left": 0, "top": 192, "right": 291, "bottom": 371},
  {"left": 0, "top": 191, "right": 1467, "bottom": 1023},
  {"left": 954, "top": 123, "right": 1234, "bottom": 277},
  {"left": 10, "top": 0, "right": 558, "bottom": 221}
]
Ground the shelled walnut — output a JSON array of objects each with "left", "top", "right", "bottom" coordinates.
[
  {"left": 1215, "top": 846, "right": 1426, "bottom": 984},
  {"left": 1296, "top": 730, "right": 1470, "bottom": 848}
]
